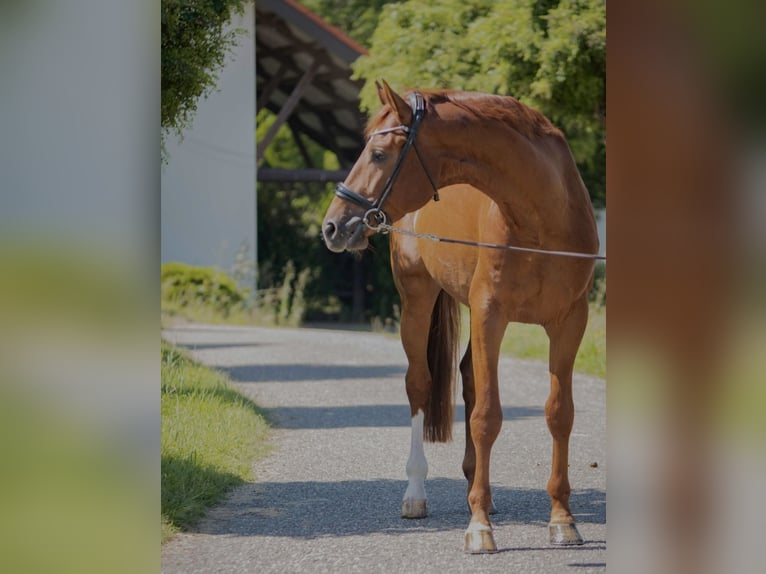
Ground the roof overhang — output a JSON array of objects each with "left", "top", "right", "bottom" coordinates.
[{"left": 256, "top": 0, "right": 368, "bottom": 177}]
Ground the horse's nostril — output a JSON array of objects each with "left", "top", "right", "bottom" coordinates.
[{"left": 323, "top": 220, "right": 337, "bottom": 239}]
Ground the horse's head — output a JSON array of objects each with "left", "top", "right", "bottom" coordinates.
[{"left": 322, "top": 81, "right": 440, "bottom": 253}]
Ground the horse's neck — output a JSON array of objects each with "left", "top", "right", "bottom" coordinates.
[
  {"left": 434, "top": 120, "right": 565, "bottom": 217},
  {"left": 429, "top": 115, "right": 598, "bottom": 250}
]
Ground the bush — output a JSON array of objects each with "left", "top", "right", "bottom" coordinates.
[{"left": 161, "top": 262, "right": 245, "bottom": 317}]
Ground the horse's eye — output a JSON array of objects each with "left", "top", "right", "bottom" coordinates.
[{"left": 371, "top": 150, "right": 386, "bottom": 163}]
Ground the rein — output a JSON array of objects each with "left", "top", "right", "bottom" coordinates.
[
  {"left": 370, "top": 221, "right": 607, "bottom": 261},
  {"left": 334, "top": 92, "right": 440, "bottom": 229}
]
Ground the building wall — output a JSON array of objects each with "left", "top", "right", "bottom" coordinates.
[{"left": 161, "top": 5, "right": 256, "bottom": 287}]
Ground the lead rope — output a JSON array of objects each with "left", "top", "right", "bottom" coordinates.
[{"left": 368, "top": 220, "right": 606, "bottom": 261}]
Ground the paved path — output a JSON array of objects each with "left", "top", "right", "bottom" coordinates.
[{"left": 161, "top": 324, "right": 606, "bottom": 573}]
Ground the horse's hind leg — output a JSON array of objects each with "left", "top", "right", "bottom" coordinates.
[
  {"left": 544, "top": 296, "right": 589, "bottom": 546},
  {"left": 460, "top": 339, "right": 497, "bottom": 515},
  {"left": 461, "top": 342, "right": 477, "bottom": 490},
  {"left": 399, "top": 279, "right": 440, "bottom": 519}
]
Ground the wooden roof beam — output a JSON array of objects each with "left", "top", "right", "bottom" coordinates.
[
  {"left": 256, "top": 64, "right": 288, "bottom": 113},
  {"left": 258, "top": 168, "right": 350, "bottom": 183},
  {"left": 257, "top": 59, "right": 321, "bottom": 163}
]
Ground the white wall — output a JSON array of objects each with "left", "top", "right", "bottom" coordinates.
[{"left": 161, "top": 5, "right": 256, "bottom": 286}]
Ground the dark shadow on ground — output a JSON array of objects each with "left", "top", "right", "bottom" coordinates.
[
  {"left": 218, "top": 363, "right": 407, "bottom": 383},
  {"left": 176, "top": 342, "right": 272, "bottom": 351},
  {"left": 261, "top": 403, "right": 544, "bottom": 429},
  {"left": 193, "top": 477, "right": 605, "bottom": 542},
  {"left": 302, "top": 322, "right": 380, "bottom": 333}
]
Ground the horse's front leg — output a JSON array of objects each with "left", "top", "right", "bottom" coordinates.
[
  {"left": 464, "top": 299, "right": 506, "bottom": 553},
  {"left": 399, "top": 286, "right": 440, "bottom": 519},
  {"left": 544, "top": 297, "right": 588, "bottom": 545},
  {"left": 402, "top": 405, "right": 428, "bottom": 518}
]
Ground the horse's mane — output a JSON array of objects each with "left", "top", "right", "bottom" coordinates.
[{"left": 366, "top": 90, "right": 563, "bottom": 141}]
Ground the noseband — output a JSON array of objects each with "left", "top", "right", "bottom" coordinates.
[{"left": 334, "top": 93, "right": 440, "bottom": 231}]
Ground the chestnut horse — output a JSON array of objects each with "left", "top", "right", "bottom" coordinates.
[{"left": 322, "top": 81, "right": 599, "bottom": 553}]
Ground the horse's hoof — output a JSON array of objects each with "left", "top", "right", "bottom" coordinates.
[
  {"left": 464, "top": 523, "right": 498, "bottom": 554},
  {"left": 401, "top": 498, "right": 427, "bottom": 518},
  {"left": 549, "top": 522, "right": 584, "bottom": 546}
]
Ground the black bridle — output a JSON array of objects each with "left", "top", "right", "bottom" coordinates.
[{"left": 334, "top": 92, "right": 440, "bottom": 230}]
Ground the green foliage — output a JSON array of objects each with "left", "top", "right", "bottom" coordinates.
[
  {"left": 161, "top": 341, "right": 270, "bottom": 540},
  {"left": 256, "top": 109, "right": 337, "bottom": 317},
  {"left": 161, "top": 262, "right": 245, "bottom": 317},
  {"left": 352, "top": 0, "right": 606, "bottom": 206},
  {"left": 257, "top": 260, "right": 311, "bottom": 327},
  {"left": 257, "top": 109, "right": 395, "bottom": 323},
  {"left": 161, "top": 0, "right": 247, "bottom": 150},
  {"left": 300, "top": 0, "right": 405, "bottom": 48},
  {"left": 161, "top": 260, "right": 313, "bottom": 327}
]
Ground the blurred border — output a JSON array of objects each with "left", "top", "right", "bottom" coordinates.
[
  {"left": 2, "top": 1, "right": 764, "bottom": 572},
  {"left": 608, "top": 2, "right": 765, "bottom": 573},
  {"left": 0, "top": 1, "right": 158, "bottom": 572}
]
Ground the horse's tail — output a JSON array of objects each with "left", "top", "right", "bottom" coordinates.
[{"left": 424, "top": 289, "right": 460, "bottom": 443}]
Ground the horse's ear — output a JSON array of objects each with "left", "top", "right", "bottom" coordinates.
[
  {"left": 375, "top": 80, "right": 385, "bottom": 106},
  {"left": 381, "top": 79, "right": 412, "bottom": 124}
]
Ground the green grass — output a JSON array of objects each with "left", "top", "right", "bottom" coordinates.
[
  {"left": 455, "top": 304, "right": 605, "bottom": 379},
  {"left": 161, "top": 287, "right": 308, "bottom": 328},
  {"left": 161, "top": 260, "right": 310, "bottom": 328},
  {"left": 499, "top": 306, "right": 606, "bottom": 379},
  {"left": 161, "top": 342, "right": 271, "bottom": 542},
  {"left": 161, "top": 300, "right": 268, "bottom": 327}
]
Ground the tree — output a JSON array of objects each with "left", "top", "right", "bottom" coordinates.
[
  {"left": 300, "top": 1, "right": 405, "bottom": 48},
  {"left": 161, "top": 0, "right": 247, "bottom": 153},
  {"left": 352, "top": 0, "right": 606, "bottom": 206}
]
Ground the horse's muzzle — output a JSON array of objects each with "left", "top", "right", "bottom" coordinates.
[{"left": 322, "top": 215, "right": 368, "bottom": 253}]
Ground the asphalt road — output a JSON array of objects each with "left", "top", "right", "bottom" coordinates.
[{"left": 161, "top": 324, "right": 606, "bottom": 574}]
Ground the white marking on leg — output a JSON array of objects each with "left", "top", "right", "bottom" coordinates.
[
  {"left": 466, "top": 521, "right": 493, "bottom": 534},
  {"left": 403, "top": 409, "right": 427, "bottom": 502}
]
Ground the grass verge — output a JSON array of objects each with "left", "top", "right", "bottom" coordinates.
[
  {"left": 458, "top": 304, "right": 606, "bottom": 379},
  {"left": 499, "top": 306, "right": 606, "bottom": 379},
  {"left": 161, "top": 341, "right": 270, "bottom": 542},
  {"left": 161, "top": 301, "right": 267, "bottom": 327}
]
